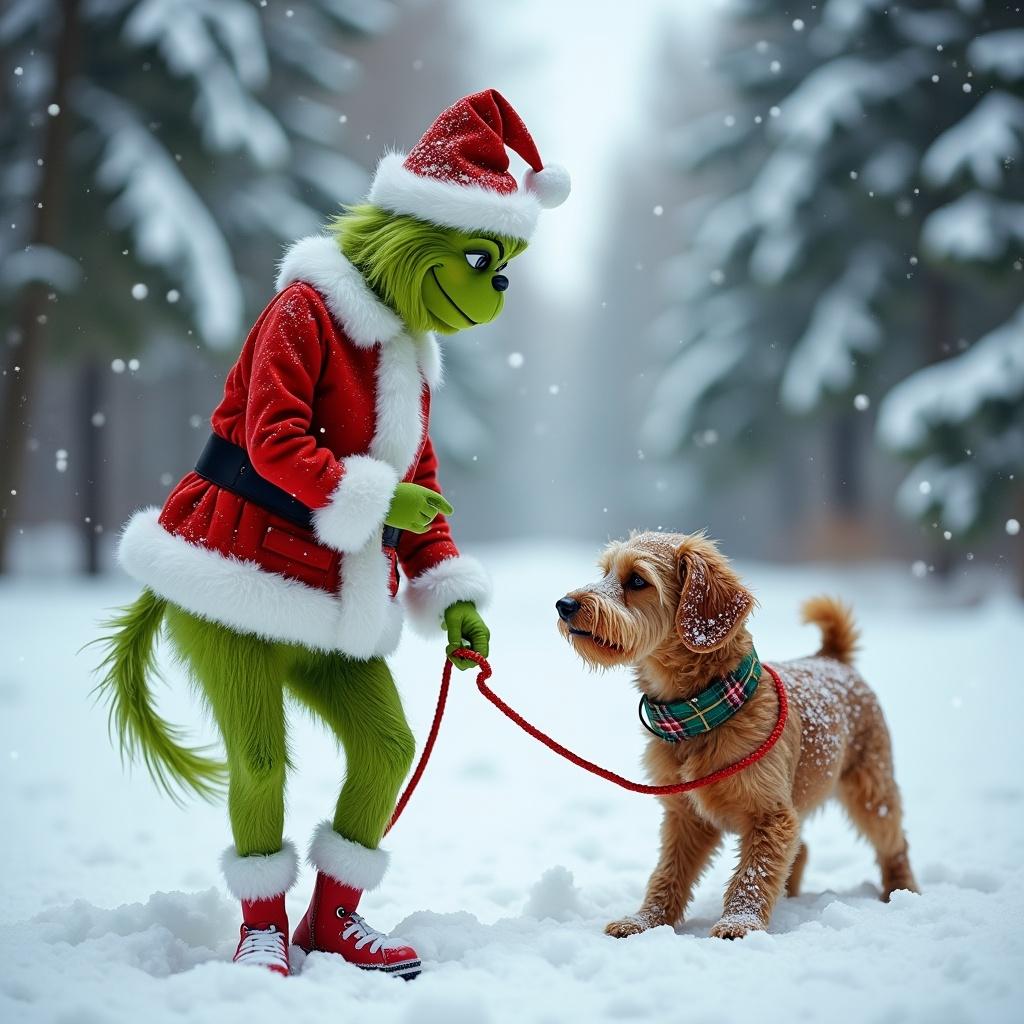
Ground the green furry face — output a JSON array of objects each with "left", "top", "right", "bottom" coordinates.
[
  {"left": 331, "top": 206, "right": 527, "bottom": 335},
  {"left": 420, "top": 230, "right": 518, "bottom": 332}
]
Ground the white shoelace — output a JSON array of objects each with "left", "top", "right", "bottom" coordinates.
[
  {"left": 237, "top": 925, "right": 287, "bottom": 967},
  {"left": 340, "top": 912, "right": 388, "bottom": 954}
]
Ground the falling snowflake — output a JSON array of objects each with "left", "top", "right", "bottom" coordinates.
[
  {"left": 1007, "top": 519, "right": 1021, "bottom": 536},
  {"left": 507, "top": 352, "right": 524, "bottom": 369}
]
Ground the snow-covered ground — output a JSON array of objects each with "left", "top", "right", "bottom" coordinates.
[{"left": 2, "top": 544, "right": 1023, "bottom": 1023}]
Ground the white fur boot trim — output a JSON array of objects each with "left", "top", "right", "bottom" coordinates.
[
  {"left": 307, "top": 821, "right": 389, "bottom": 892},
  {"left": 221, "top": 840, "right": 298, "bottom": 902}
]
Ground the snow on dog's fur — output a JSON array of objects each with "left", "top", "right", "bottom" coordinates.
[{"left": 558, "top": 530, "right": 918, "bottom": 940}]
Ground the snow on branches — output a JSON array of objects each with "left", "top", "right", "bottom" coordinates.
[
  {"left": 646, "top": 0, "right": 1024, "bottom": 542},
  {"left": 879, "top": 308, "right": 1024, "bottom": 453},
  {"left": 878, "top": 308, "right": 1024, "bottom": 533},
  {"left": 781, "top": 246, "right": 887, "bottom": 415},
  {"left": 78, "top": 86, "right": 242, "bottom": 348}
]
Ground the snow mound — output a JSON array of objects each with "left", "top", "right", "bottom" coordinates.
[
  {"left": 3, "top": 559, "right": 1024, "bottom": 1022},
  {"left": 523, "top": 866, "right": 586, "bottom": 922},
  {"left": 7, "top": 878, "right": 1023, "bottom": 1024}
]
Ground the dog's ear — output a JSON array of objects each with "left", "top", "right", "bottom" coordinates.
[{"left": 675, "top": 549, "right": 754, "bottom": 653}]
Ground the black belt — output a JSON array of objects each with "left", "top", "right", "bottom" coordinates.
[{"left": 195, "top": 434, "right": 402, "bottom": 549}]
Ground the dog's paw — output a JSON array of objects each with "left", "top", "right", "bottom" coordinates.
[
  {"left": 604, "top": 915, "right": 653, "bottom": 939},
  {"left": 709, "top": 914, "right": 763, "bottom": 940}
]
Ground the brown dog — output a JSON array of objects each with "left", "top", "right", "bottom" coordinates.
[{"left": 557, "top": 531, "right": 917, "bottom": 939}]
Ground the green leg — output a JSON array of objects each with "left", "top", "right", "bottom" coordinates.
[
  {"left": 286, "top": 653, "right": 415, "bottom": 850},
  {"left": 164, "top": 606, "right": 291, "bottom": 856}
]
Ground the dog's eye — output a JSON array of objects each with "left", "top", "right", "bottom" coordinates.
[
  {"left": 464, "top": 251, "right": 491, "bottom": 271},
  {"left": 627, "top": 573, "right": 649, "bottom": 591}
]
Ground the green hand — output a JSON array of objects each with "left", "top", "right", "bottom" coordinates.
[
  {"left": 385, "top": 482, "right": 453, "bottom": 534},
  {"left": 444, "top": 601, "right": 490, "bottom": 671}
]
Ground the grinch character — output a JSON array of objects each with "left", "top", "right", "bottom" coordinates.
[{"left": 96, "top": 90, "right": 569, "bottom": 979}]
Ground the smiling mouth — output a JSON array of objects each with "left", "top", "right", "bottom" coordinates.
[
  {"left": 430, "top": 268, "right": 478, "bottom": 325},
  {"left": 568, "top": 628, "right": 624, "bottom": 653}
]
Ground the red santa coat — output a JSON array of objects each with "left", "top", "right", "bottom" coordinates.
[{"left": 118, "top": 235, "right": 489, "bottom": 659}]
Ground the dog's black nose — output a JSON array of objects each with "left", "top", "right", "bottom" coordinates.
[
  {"left": 491, "top": 274, "right": 509, "bottom": 292},
  {"left": 556, "top": 597, "right": 580, "bottom": 622}
]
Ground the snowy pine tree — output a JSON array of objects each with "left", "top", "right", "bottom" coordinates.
[
  {"left": 0, "top": 0, "right": 397, "bottom": 570},
  {"left": 644, "top": 0, "right": 1023, "bottom": 560},
  {"left": 877, "top": 11, "right": 1024, "bottom": 553}
]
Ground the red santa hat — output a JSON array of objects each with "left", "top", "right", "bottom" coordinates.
[{"left": 367, "top": 89, "right": 570, "bottom": 241}]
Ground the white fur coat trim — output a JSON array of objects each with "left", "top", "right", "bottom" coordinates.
[
  {"left": 312, "top": 456, "right": 399, "bottom": 554},
  {"left": 404, "top": 554, "right": 492, "bottom": 636},
  {"left": 275, "top": 235, "right": 442, "bottom": 389},
  {"left": 117, "top": 508, "right": 403, "bottom": 658},
  {"left": 308, "top": 821, "right": 389, "bottom": 891},
  {"left": 221, "top": 840, "right": 298, "bottom": 901},
  {"left": 369, "top": 152, "right": 540, "bottom": 240}
]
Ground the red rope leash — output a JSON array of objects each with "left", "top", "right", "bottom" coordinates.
[{"left": 387, "top": 649, "right": 788, "bottom": 833}]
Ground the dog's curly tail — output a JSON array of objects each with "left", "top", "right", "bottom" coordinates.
[
  {"left": 801, "top": 595, "right": 860, "bottom": 664},
  {"left": 91, "top": 588, "right": 226, "bottom": 803}
]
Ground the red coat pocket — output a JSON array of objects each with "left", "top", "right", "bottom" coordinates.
[{"left": 260, "top": 524, "right": 339, "bottom": 590}]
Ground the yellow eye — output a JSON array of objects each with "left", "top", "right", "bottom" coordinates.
[{"left": 464, "top": 251, "right": 491, "bottom": 271}]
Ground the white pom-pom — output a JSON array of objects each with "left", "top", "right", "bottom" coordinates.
[{"left": 523, "top": 163, "right": 570, "bottom": 209}]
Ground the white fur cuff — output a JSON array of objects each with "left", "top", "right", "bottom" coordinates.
[
  {"left": 308, "top": 821, "right": 389, "bottom": 891},
  {"left": 369, "top": 152, "right": 542, "bottom": 240},
  {"left": 404, "top": 555, "right": 492, "bottom": 636},
  {"left": 221, "top": 841, "right": 298, "bottom": 901},
  {"left": 312, "top": 456, "right": 399, "bottom": 554}
]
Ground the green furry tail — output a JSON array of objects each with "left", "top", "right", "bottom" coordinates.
[{"left": 93, "top": 589, "right": 227, "bottom": 803}]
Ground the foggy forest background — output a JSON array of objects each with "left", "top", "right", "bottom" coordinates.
[{"left": 2, "top": 0, "right": 1022, "bottom": 594}]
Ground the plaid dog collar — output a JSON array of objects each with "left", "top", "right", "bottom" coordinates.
[{"left": 639, "top": 649, "right": 762, "bottom": 742}]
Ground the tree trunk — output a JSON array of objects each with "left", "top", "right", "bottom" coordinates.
[
  {"left": 1015, "top": 488, "right": 1024, "bottom": 600},
  {"left": 922, "top": 270, "right": 955, "bottom": 579},
  {"left": 0, "top": 0, "right": 81, "bottom": 572},
  {"left": 77, "top": 358, "right": 103, "bottom": 575},
  {"left": 829, "top": 411, "right": 862, "bottom": 515}
]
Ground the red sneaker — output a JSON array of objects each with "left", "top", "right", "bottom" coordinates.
[
  {"left": 293, "top": 823, "right": 421, "bottom": 980},
  {"left": 233, "top": 921, "right": 289, "bottom": 976},
  {"left": 220, "top": 843, "right": 298, "bottom": 978}
]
